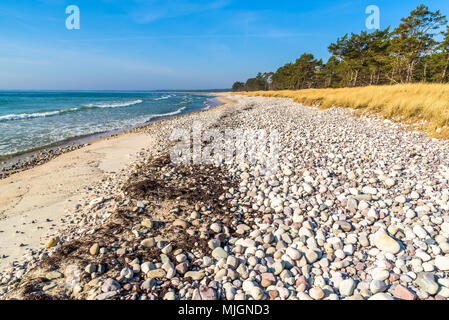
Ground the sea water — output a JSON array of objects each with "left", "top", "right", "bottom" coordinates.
[{"left": 0, "top": 91, "right": 217, "bottom": 158}]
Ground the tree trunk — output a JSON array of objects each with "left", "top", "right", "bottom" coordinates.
[
  {"left": 406, "top": 60, "right": 415, "bottom": 83},
  {"left": 353, "top": 69, "right": 359, "bottom": 87},
  {"left": 423, "top": 62, "right": 427, "bottom": 82},
  {"left": 442, "top": 56, "right": 449, "bottom": 83}
]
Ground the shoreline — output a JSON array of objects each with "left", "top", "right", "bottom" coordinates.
[
  {"left": 0, "top": 95, "right": 237, "bottom": 273},
  {"left": 3, "top": 94, "right": 449, "bottom": 300},
  {"left": 0, "top": 95, "right": 228, "bottom": 180}
]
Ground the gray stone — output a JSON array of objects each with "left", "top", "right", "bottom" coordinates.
[
  {"left": 339, "top": 279, "right": 356, "bottom": 296},
  {"left": 212, "top": 247, "right": 228, "bottom": 259}
]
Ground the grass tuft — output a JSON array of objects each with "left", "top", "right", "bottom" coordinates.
[{"left": 224, "top": 83, "right": 449, "bottom": 139}]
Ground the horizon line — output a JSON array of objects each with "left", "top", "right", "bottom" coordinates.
[{"left": 0, "top": 89, "right": 231, "bottom": 92}]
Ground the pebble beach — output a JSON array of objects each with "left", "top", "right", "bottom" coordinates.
[{"left": 2, "top": 94, "right": 449, "bottom": 300}]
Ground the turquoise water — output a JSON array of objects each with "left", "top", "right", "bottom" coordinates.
[{"left": 0, "top": 91, "right": 216, "bottom": 157}]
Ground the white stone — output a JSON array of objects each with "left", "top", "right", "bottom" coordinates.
[
  {"left": 371, "top": 268, "right": 389, "bottom": 281},
  {"left": 339, "top": 279, "right": 356, "bottom": 296},
  {"left": 303, "top": 183, "right": 314, "bottom": 194},
  {"left": 368, "top": 293, "right": 394, "bottom": 300},
  {"left": 385, "top": 179, "right": 396, "bottom": 188},
  {"left": 372, "top": 229, "right": 401, "bottom": 254},
  {"left": 435, "top": 255, "right": 449, "bottom": 271},
  {"left": 370, "top": 280, "right": 387, "bottom": 294},
  {"left": 413, "top": 225, "right": 428, "bottom": 239},
  {"left": 286, "top": 247, "right": 301, "bottom": 260}
]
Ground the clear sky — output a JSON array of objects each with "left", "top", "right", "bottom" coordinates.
[{"left": 1, "top": 0, "right": 448, "bottom": 90}]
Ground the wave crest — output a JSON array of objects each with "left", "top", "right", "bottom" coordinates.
[
  {"left": 0, "top": 100, "right": 144, "bottom": 122},
  {"left": 149, "top": 106, "right": 186, "bottom": 120},
  {"left": 83, "top": 99, "right": 143, "bottom": 109}
]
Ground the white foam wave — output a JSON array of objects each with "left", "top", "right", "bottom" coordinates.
[
  {"left": 0, "top": 108, "right": 78, "bottom": 122},
  {"left": 0, "top": 100, "right": 144, "bottom": 122},
  {"left": 84, "top": 99, "right": 143, "bottom": 108},
  {"left": 149, "top": 107, "right": 186, "bottom": 119},
  {"left": 154, "top": 95, "right": 174, "bottom": 101}
]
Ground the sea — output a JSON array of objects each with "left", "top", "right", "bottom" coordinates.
[{"left": 0, "top": 91, "right": 219, "bottom": 159}]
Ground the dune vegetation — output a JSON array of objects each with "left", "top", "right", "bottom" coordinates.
[
  {"left": 226, "top": 4, "right": 449, "bottom": 139},
  {"left": 228, "top": 83, "right": 449, "bottom": 139}
]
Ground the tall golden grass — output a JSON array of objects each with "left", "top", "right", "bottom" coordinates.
[{"left": 226, "top": 83, "right": 449, "bottom": 139}]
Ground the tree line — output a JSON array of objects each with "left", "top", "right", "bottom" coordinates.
[{"left": 232, "top": 4, "right": 449, "bottom": 92}]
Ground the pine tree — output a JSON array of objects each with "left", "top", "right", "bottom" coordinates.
[
  {"left": 439, "top": 25, "right": 449, "bottom": 82},
  {"left": 232, "top": 82, "right": 245, "bottom": 92},
  {"left": 235, "top": 5, "right": 449, "bottom": 90},
  {"left": 390, "top": 4, "right": 447, "bottom": 83}
]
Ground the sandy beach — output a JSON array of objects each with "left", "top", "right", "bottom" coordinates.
[
  {"left": 0, "top": 131, "right": 156, "bottom": 270},
  {"left": 0, "top": 96, "right": 235, "bottom": 271},
  {"left": 2, "top": 94, "right": 449, "bottom": 300}
]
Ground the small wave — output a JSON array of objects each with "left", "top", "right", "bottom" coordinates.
[
  {"left": 153, "top": 95, "right": 174, "bottom": 101},
  {"left": 83, "top": 99, "right": 143, "bottom": 108},
  {"left": 0, "top": 100, "right": 143, "bottom": 122},
  {"left": 180, "top": 97, "right": 193, "bottom": 104},
  {"left": 149, "top": 107, "right": 186, "bottom": 120},
  {"left": 0, "top": 108, "right": 78, "bottom": 122},
  {"left": 202, "top": 98, "right": 220, "bottom": 110}
]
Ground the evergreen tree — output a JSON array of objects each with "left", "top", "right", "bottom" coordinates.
[
  {"left": 390, "top": 4, "right": 447, "bottom": 83},
  {"left": 271, "top": 63, "right": 295, "bottom": 90},
  {"left": 234, "top": 5, "right": 449, "bottom": 90},
  {"left": 438, "top": 25, "right": 449, "bottom": 82},
  {"left": 245, "top": 74, "right": 266, "bottom": 91},
  {"left": 232, "top": 82, "right": 245, "bottom": 92}
]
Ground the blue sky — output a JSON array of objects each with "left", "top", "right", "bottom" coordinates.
[{"left": 0, "top": 0, "right": 448, "bottom": 90}]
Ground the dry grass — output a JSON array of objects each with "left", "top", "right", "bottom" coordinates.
[{"left": 224, "top": 83, "right": 449, "bottom": 139}]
